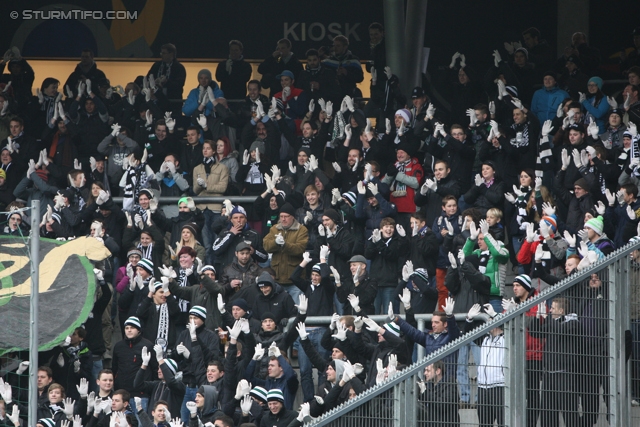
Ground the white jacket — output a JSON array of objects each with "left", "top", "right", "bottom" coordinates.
[{"left": 478, "top": 333, "right": 505, "bottom": 388}]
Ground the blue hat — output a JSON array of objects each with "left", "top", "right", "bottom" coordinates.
[
  {"left": 588, "top": 76, "right": 603, "bottom": 90},
  {"left": 276, "top": 70, "right": 295, "bottom": 80}
]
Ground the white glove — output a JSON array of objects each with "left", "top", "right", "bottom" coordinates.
[
  {"left": 332, "top": 322, "right": 348, "bottom": 341},
  {"left": 197, "top": 114, "right": 208, "bottom": 129},
  {"left": 605, "top": 189, "right": 615, "bottom": 206},
  {"left": 329, "top": 266, "right": 340, "bottom": 284},
  {"left": 268, "top": 342, "right": 281, "bottom": 358},
  {"left": 448, "top": 252, "right": 457, "bottom": 268},
  {"left": 241, "top": 395, "right": 253, "bottom": 415},
  {"left": 541, "top": 120, "right": 554, "bottom": 138},
  {"left": 7, "top": 405, "right": 19, "bottom": 426},
  {"left": 296, "top": 321, "right": 309, "bottom": 340},
  {"left": 62, "top": 398, "right": 75, "bottom": 420},
  {"left": 385, "top": 118, "right": 391, "bottom": 134},
  {"left": 483, "top": 303, "right": 498, "bottom": 318},
  {"left": 363, "top": 317, "right": 380, "bottom": 333},
  {"left": 607, "top": 96, "right": 618, "bottom": 109},
  {"left": 308, "top": 99, "right": 315, "bottom": 114},
  {"left": 384, "top": 66, "right": 393, "bottom": 79},
  {"left": 153, "top": 343, "right": 164, "bottom": 362},
  {"left": 186, "top": 401, "right": 198, "bottom": 417},
  {"left": 347, "top": 294, "right": 360, "bottom": 312},
  {"left": 331, "top": 188, "right": 342, "bottom": 205},
  {"left": 479, "top": 219, "right": 489, "bottom": 235},
  {"left": 561, "top": 149, "right": 571, "bottom": 170},
  {"left": 467, "top": 303, "right": 482, "bottom": 320},
  {"left": 505, "top": 193, "right": 516, "bottom": 204},
  {"left": 357, "top": 181, "right": 366, "bottom": 195},
  {"left": 595, "top": 201, "right": 606, "bottom": 216},
  {"left": 187, "top": 319, "right": 197, "bottom": 341},
  {"left": 396, "top": 224, "right": 406, "bottom": 237},
  {"left": 332, "top": 161, "right": 342, "bottom": 173},
  {"left": 564, "top": 230, "right": 576, "bottom": 247},
  {"left": 556, "top": 102, "right": 564, "bottom": 118},
  {"left": 217, "top": 293, "right": 226, "bottom": 314},
  {"left": 141, "top": 346, "right": 151, "bottom": 366},
  {"left": 197, "top": 177, "right": 207, "bottom": 188},
  {"left": 227, "top": 320, "right": 243, "bottom": 340},
  {"left": 275, "top": 233, "right": 285, "bottom": 246},
  {"left": 497, "top": 79, "right": 507, "bottom": 99},
  {"left": 588, "top": 120, "right": 599, "bottom": 139},
  {"left": 296, "top": 294, "right": 308, "bottom": 315},
  {"left": 372, "top": 228, "right": 381, "bottom": 242},
  {"left": 398, "top": 287, "right": 411, "bottom": 310},
  {"left": 466, "top": 108, "right": 477, "bottom": 127},
  {"left": 317, "top": 223, "right": 326, "bottom": 237},
  {"left": 176, "top": 343, "right": 190, "bottom": 359},
  {"left": 304, "top": 211, "right": 313, "bottom": 225},
  {"left": 444, "top": 218, "right": 454, "bottom": 235},
  {"left": 475, "top": 174, "right": 483, "bottom": 187},
  {"left": 534, "top": 177, "right": 542, "bottom": 192},
  {"left": 371, "top": 67, "right": 378, "bottom": 84},
  {"left": 325, "top": 101, "right": 333, "bottom": 117},
  {"left": 457, "top": 249, "right": 465, "bottom": 265},
  {"left": 539, "top": 220, "right": 550, "bottom": 239},
  {"left": 579, "top": 92, "right": 586, "bottom": 103},
  {"left": 319, "top": 245, "right": 329, "bottom": 261},
  {"left": 401, "top": 260, "right": 414, "bottom": 282},
  {"left": 449, "top": 52, "right": 461, "bottom": 68},
  {"left": 572, "top": 148, "right": 584, "bottom": 168},
  {"left": 628, "top": 205, "right": 637, "bottom": 220},
  {"left": 469, "top": 221, "right": 480, "bottom": 240},
  {"left": 535, "top": 243, "right": 545, "bottom": 262},
  {"left": 502, "top": 298, "right": 518, "bottom": 312},
  {"left": 111, "top": 123, "right": 121, "bottom": 137},
  {"left": 442, "top": 297, "right": 455, "bottom": 316},
  {"left": 234, "top": 379, "right": 251, "bottom": 400},
  {"left": 493, "top": 49, "right": 502, "bottom": 67},
  {"left": 511, "top": 97, "right": 524, "bottom": 110},
  {"left": 526, "top": 222, "right": 536, "bottom": 243},
  {"left": 282, "top": 86, "right": 291, "bottom": 101},
  {"left": 617, "top": 190, "right": 626, "bottom": 205},
  {"left": 253, "top": 343, "right": 265, "bottom": 360},
  {"left": 164, "top": 112, "right": 175, "bottom": 132}
]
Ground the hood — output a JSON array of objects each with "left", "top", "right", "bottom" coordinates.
[
  {"left": 313, "top": 169, "right": 330, "bottom": 187},
  {"left": 349, "top": 109, "right": 366, "bottom": 129},
  {"left": 199, "top": 385, "right": 219, "bottom": 415},
  {"left": 332, "top": 359, "right": 345, "bottom": 383}
]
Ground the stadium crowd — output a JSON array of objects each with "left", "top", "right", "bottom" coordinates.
[{"left": 1, "top": 21, "right": 640, "bottom": 427}]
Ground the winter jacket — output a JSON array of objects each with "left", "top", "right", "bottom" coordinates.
[
  {"left": 530, "top": 85, "right": 570, "bottom": 123},
  {"left": 290, "top": 263, "right": 335, "bottom": 317},
  {"left": 136, "top": 295, "right": 182, "bottom": 350},
  {"left": 112, "top": 333, "right": 157, "bottom": 397},
  {"left": 355, "top": 193, "right": 397, "bottom": 240},
  {"left": 462, "top": 178, "right": 505, "bottom": 216},
  {"left": 263, "top": 219, "right": 309, "bottom": 286},
  {"left": 445, "top": 261, "right": 491, "bottom": 324},
  {"left": 174, "top": 326, "right": 220, "bottom": 387},
  {"left": 220, "top": 259, "right": 263, "bottom": 300},
  {"left": 215, "top": 58, "right": 252, "bottom": 100},
  {"left": 245, "top": 355, "right": 299, "bottom": 410},
  {"left": 335, "top": 273, "right": 378, "bottom": 316},
  {"left": 192, "top": 161, "right": 229, "bottom": 212},
  {"left": 462, "top": 234, "right": 509, "bottom": 297},
  {"left": 213, "top": 224, "right": 268, "bottom": 267},
  {"left": 364, "top": 232, "right": 409, "bottom": 288},
  {"left": 168, "top": 275, "right": 225, "bottom": 331},
  {"left": 133, "top": 362, "right": 186, "bottom": 417},
  {"left": 396, "top": 315, "right": 460, "bottom": 364},
  {"left": 314, "top": 225, "right": 356, "bottom": 279}
]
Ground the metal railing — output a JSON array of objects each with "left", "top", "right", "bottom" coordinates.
[{"left": 304, "top": 239, "right": 640, "bottom": 427}]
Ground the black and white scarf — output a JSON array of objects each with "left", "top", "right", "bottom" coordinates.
[
  {"left": 156, "top": 303, "right": 169, "bottom": 347},
  {"left": 391, "top": 159, "right": 411, "bottom": 196},
  {"left": 203, "top": 156, "right": 215, "bottom": 175},
  {"left": 137, "top": 243, "right": 153, "bottom": 260},
  {"left": 510, "top": 123, "right": 530, "bottom": 148},
  {"left": 177, "top": 269, "right": 191, "bottom": 312},
  {"left": 124, "top": 163, "right": 150, "bottom": 203}
]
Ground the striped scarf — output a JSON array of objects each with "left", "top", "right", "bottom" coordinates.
[{"left": 137, "top": 243, "right": 153, "bottom": 260}]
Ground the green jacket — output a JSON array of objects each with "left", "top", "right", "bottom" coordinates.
[{"left": 463, "top": 234, "right": 509, "bottom": 297}]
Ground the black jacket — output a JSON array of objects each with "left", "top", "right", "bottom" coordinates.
[
  {"left": 133, "top": 362, "right": 186, "bottom": 417},
  {"left": 112, "top": 333, "right": 157, "bottom": 397},
  {"left": 364, "top": 233, "right": 410, "bottom": 287},
  {"left": 174, "top": 326, "right": 221, "bottom": 386},
  {"left": 290, "top": 263, "right": 335, "bottom": 317},
  {"left": 136, "top": 294, "right": 182, "bottom": 349},
  {"left": 336, "top": 274, "right": 378, "bottom": 316}
]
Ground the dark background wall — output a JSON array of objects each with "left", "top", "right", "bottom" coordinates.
[{"left": 0, "top": 0, "right": 638, "bottom": 76}]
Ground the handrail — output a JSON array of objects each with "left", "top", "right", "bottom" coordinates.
[
  {"left": 306, "top": 238, "right": 640, "bottom": 426},
  {"left": 286, "top": 313, "right": 491, "bottom": 328}
]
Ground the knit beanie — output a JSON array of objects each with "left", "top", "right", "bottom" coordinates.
[
  {"left": 164, "top": 358, "right": 178, "bottom": 374},
  {"left": 322, "top": 208, "right": 341, "bottom": 225},
  {"left": 574, "top": 177, "right": 589, "bottom": 190},
  {"left": 585, "top": 215, "right": 604, "bottom": 235},
  {"left": 231, "top": 298, "right": 249, "bottom": 313},
  {"left": 137, "top": 258, "right": 154, "bottom": 274},
  {"left": 124, "top": 316, "right": 142, "bottom": 330},
  {"left": 231, "top": 205, "right": 247, "bottom": 217},
  {"left": 383, "top": 322, "right": 400, "bottom": 337},
  {"left": 588, "top": 76, "right": 603, "bottom": 90},
  {"left": 395, "top": 109, "right": 411, "bottom": 124},
  {"left": 342, "top": 191, "right": 357, "bottom": 205},
  {"left": 514, "top": 274, "right": 532, "bottom": 291},
  {"left": 250, "top": 386, "right": 268, "bottom": 403},
  {"left": 541, "top": 214, "right": 557, "bottom": 233},
  {"left": 267, "top": 389, "right": 285, "bottom": 403},
  {"left": 189, "top": 305, "right": 207, "bottom": 321}
]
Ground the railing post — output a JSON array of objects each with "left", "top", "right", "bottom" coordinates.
[
  {"left": 609, "top": 257, "right": 631, "bottom": 426},
  {"left": 504, "top": 313, "right": 526, "bottom": 427},
  {"left": 416, "top": 318, "right": 425, "bottom": 361}
]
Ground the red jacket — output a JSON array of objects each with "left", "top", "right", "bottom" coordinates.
[{"left": 389, "top": 157, "right": 423, "bottom": 213}]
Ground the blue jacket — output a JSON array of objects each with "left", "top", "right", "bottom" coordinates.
[
  {"left": 245, "top": 355, "right": 298, "bottom": 410},
  {"left": 582, "top": 96, "right": 610, "bottom": 134},
  {"left": 530, "top": 86, "right": 570, "bottom": 123},
  {"left": 355, "top": 193, "right": 397, "bottom": 239},
  {"left": 396, "top": 315, "right": 460, "bottom": 363},
  {"left": 182, "top": 83, "right": 225, "bottom": 117}
]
